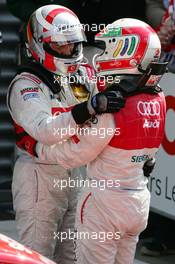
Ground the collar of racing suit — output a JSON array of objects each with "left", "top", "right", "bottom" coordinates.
[
  {"left": 16, "top": 60, "right": 61, "bottom": 94},
  {"left": 105, "top": 61, "right": 168, "bottom": 97}
]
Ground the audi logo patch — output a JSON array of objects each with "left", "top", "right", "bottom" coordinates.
[{"left": 137, "top": 101, "right": 160, "bottom": 116}]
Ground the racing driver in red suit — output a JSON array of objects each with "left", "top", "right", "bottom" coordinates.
[{"left": 15, "top": 18, "right": 167, "bottom": 264}]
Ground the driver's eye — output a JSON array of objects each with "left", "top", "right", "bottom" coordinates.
[{"left": 52, "top": 43, "right": 75, "bottom": 55}]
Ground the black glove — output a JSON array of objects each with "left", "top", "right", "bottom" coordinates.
[
  {"left": 143, "top": 158, "right": 156, "bottom": 177},
  {"left": 71, "top": 90, "right": 126, "bottom": 125},
  {"left": 90, "top": 90, "right": 125, "bottom": 114}
]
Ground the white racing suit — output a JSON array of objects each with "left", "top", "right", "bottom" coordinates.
[
  {"left": 36, "top": 91, "right": 166, "bottom": 264},
  {"left": 7, "top": 64, "right": 97, "bottom": 264}
]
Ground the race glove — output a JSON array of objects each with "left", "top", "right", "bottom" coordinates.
[
  {"left": 71, "top": 89, "right": 126, "bottom": 125},
  {"left": 143, "top": 158, "right": 156, "bottom": 178}
]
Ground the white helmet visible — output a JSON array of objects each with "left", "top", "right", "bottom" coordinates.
[
  {"left": 27, "top": 5, "right": 87, "bottom": 75},
  {"left": 93, "top": 18, "right": 161, "bottom": 76}
]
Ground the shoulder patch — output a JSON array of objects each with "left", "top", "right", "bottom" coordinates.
[
  {"left": 23, "top": 93, "right": 39, "bottom": 101},
  {"left": 20, "top": 87, "right": 39, "bottom": 95}
]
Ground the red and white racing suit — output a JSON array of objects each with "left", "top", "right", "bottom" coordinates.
[
  {"left": 37, "top": 91, "right": 166, "bottom": 264},
  {"left": 7, "top": 64, "right": 97, "bottom": 264}
]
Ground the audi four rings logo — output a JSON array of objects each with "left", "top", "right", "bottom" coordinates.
[{"left": 137, "top": 101, "right": 160, "bottom": 116}]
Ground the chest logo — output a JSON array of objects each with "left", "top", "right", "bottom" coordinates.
[{"left": 137, "top": 101, "right": 160, "bottom": 116}]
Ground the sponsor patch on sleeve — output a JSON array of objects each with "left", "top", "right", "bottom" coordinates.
[
  {"left": 23, "top": 93, "right": 39, "bottom": 101},
  {"left": 20, "top": 87, "right": 39, "bottom": 95}
]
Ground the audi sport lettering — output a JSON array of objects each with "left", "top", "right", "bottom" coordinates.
[{"left": 143, "top": 119, "right": 160, "bottom": 128}]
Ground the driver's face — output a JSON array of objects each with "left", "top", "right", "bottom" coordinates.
[{"left": 50, "top": 43, "right": 75, "bottom": 55}]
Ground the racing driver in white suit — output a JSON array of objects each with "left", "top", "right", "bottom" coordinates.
[
  {"left": 35, "top": 19, "right": 167, "bottom": 263},
  {"left": 6, "top": 5, "right": 125, "bottom": 263}
]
